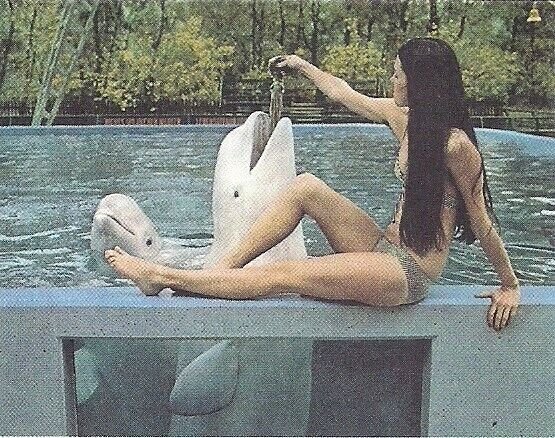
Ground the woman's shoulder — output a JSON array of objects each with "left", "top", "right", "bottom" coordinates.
[
  {"left": 445, "top": 128, "right": 474, "bottom": 156},
  {"left": 445, "top": 128, "right": 481, "bottom": 175},
  {"left": 387, "top": 107, "right": 409, "bottom": 142}
]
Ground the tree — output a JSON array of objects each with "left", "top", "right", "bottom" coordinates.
[
  {"left": 155, "top": 17, "right": 233, "bottom": 105},
  {"left": 0, "top": 0, "right": 553, "bottom": 112},
  {"left": 0, "top": 0, "right": 15, "bottom": 94},
  {"left": 0, "top": 1, "right": 59, "bottom": 102},
  {"left": 321, "top": 19, "right": 386, "bottom": 83},
  {"left": 440, "top": 20, "right": 522, "bottom": 105}
]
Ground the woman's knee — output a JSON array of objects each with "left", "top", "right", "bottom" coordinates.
[{"left": 292, "top": 172, "right": 326, "bottom": 205}]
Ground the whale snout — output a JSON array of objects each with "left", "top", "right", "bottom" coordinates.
[
  {"left": 90, "top": 194, "right": 162, "bottom": 259},
  {"left": 93, "top": 211, "right": 135, "bottom": 236},
  {"left": 91, "top": 213, "right": 132, "bottom": 253}
]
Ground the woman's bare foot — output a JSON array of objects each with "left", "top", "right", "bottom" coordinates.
[{"left": 104, "top": 246, "right": 163, "bottom": 296}]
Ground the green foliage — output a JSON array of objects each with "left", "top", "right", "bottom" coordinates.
[
  {"left": 460, "top": 46, "right": 521, "bottom": 104},
  {"left": 88, "top": 15, "right": 233, "bottom": 110},
  {"left": 460, "top": 46, "right": 522, "bottom": 103},
  {"left": 533, "top": 62, "right": 555, "bottom": 104},
  {"left": 93, "top": 34, "right": 155, "bottom": 110},
  {"left": 0, "top": 0, "right": 59, "bottom": 101},
  {"left": 155, "top": 17, "right": 233, "bottom": 104},
  {"left": 0, "top": 0, "right": 553, "bottom": 111},
  {"left": 440, "top": 23, "right": 522, "bottom": 103},
  {"left": 321, "top": 19, "right": 386, "bottom": 82}
]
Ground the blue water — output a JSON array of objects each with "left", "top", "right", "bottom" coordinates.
[{"left": 0, "top": 124, "right": 553, "bottom": 288}]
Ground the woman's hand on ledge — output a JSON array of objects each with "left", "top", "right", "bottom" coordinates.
[{"left": 475, "top": 287, "right": 520, "bottom": 331}]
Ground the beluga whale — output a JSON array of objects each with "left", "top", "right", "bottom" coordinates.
[
  {"left": 82, "top": 111, "right": 312, "bottom": 436},
  {"left": 77, "top": 198, "right": 207, "bottom": 435},
  {"left": 91, "top": 194, "right": 162, "bottom": 261},
  {"left": 169, "top": 111, "right": 312, "bottom": 436},
  {"left": 203, "top": 110, "right": 306, "bottom": 268},
  {"left": 91, "top": 193, "right": 207, "bottom": 271}
]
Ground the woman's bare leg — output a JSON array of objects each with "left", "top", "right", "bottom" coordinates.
[
  {"left": 105, "top": 247, "right": 409, "bottom": 306},
  {"left": 104, "top": 172, "right": 405, "bottom": 305},
  {"left": 216, "top": 172, "right": 383, "bottom": 269}
]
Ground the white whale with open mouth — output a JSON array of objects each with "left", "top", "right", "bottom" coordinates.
[
  {"left": 203, "top": 110, "right": 307, "bottom": 268},
  {"left": 169, "top": 111, "right": 312, "bottom": 436},
  {"left": 82, "top": 111, "right": 312, "bottom": 436}
]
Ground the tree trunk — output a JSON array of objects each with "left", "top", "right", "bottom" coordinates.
[
  {"left": 365, "top": 0, "right": 381, "bottom": 43},
  {"left": 309, "top": 0, "right": 320, "bottom": 66},
  {"left": 399, "top": 0, "right": 409, "bottom": 33},
  {"left": 23, "top": 3, "right": 38, "bottom": 107},
  {"left": 92, "top": 5, "right": 103, "bottom": 74},
  {"left": 0, "top": 0, "right": 15, "bottom": 94},
  {"left": 250, "top": 0, "right": 257, "bottom": 69},
  {"left": 457, "top": 15, "right": 466, "bottom": 39},
  {"left": 382, "top": 1, "right": 409, "bottom": 67},
  {"left": 278, "top": 0, "right": 286, "bottom": 48},
  {"left": 427, "top": 0, "right": 439, "bottom": 34},
  {"left": 248, "top": 0, "right": 267, "bottom": 69},
  {"left": 509, "top": 15, "right": 518, "bottom": 52},
  {"left": 107, "top": 0, "right": 123, "bottom": 60},
  {"left": 366, "top": 16, "right": 375, "bottom": 42},
  {"left": 344, "top": 0, "right": 352, "bottom": 46},
  {"left": 295, "top": 0, "right": 307, "bottom": 52},
  {"left": 152, "top": 0, "right": 166, "bottom": 52},
  {"left": 257, "top": 2, "right": 266, "bottom": 68}
]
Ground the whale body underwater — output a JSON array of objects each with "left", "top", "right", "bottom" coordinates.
[{"left": 79, "top": 112, "right": 313, "bottom": 436}]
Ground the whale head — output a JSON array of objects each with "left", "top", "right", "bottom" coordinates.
[
  {"left": 204, "top": 111, "right": 307, "bottom": 268},
  {"left": 91, "top": 193, "right": 162, "bottom": 261}
]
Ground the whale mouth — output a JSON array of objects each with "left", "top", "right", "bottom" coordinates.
[
  {"left": 94, "top": 212, "right": 136, "bottom": 236},
  {"left": 250, "top": 112, "right": 272, "bottom": 171}
]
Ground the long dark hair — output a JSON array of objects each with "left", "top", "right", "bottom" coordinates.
[{"left": 397, "top": 37, "right": 498, "bottom": 255}]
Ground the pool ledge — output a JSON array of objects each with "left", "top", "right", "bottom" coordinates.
[
  {"left": 1, "top": 284, "right": 554, "bottom": 308},
  {"left": 1, "top": 285, "right": 554, "bottom": 436}
]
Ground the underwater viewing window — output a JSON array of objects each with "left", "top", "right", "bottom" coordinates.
[{"left": 63, "top": 337, "right": 431, "bottom": 437}]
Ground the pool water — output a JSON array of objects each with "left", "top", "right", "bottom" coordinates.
[{"left": 0, "top": 124, "right": 553, "bottom": 288}]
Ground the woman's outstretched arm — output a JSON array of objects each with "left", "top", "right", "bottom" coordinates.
[
  {"left": 447, "top": 132, "right": 520, "bottom": 331},
  {"left": 269, "top": 55, "right": 405, "bottom": 129}
]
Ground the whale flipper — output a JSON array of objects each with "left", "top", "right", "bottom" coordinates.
[
  {"left": 74, "top": 347, "right": 100, "bottom": 406},
  {"left": 170, "top": 340, "right": 239, "bottom": 415}
]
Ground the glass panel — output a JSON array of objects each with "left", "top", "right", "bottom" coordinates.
[{"left": 66, "top": 337, "right": 430, "bottom": 437}]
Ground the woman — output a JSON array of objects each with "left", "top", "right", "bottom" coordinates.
[{"left": 105, "top": 37, "right": 520, "bottom": 331}]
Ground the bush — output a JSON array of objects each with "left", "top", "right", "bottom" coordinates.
[
  {"left": 321, "top": 19, "right": 386, "bottom": 83},
  {"left": 439, "top": 26, "right": 522, "bottom": 104}
]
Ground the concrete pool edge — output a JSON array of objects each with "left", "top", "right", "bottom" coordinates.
[
  {"left": 1, "top": 285, "right": 554, "bottom": 436},
  {"left": 1, "top": 284, "right": 554, "bottom": 308},
  {"left": 3, "top": 123, "right": 555, "bottom": 139}
]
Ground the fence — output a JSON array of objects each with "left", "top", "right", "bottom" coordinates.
[{"left": 1, "top": 85, "right": 553, "bottom": 136}]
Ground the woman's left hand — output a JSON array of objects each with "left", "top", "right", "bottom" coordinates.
[{"left": 475, "top": 286, "right": 520, "bottom": 331}]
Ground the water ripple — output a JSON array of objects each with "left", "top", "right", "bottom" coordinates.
[{"left": 0, "top": 126, "right": 553, "bottom": 288}]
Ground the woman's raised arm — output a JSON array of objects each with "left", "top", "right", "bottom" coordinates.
[{"left": 269, "top": 55, "right": 405, "bottom": 128}]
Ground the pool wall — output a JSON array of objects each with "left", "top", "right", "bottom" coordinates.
[{"left": 1, "top": 285, "right": 554, "bottom": 436}]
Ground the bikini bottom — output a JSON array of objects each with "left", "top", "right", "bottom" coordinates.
[{"left": 374, "top": 236, "right": 432, "bottom": 304}]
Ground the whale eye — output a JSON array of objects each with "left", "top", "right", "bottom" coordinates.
[
  {"left": 146, "top": 238, "right": 152, "bottom": 246},
  {"left": 234, "top": 190, "right": 239, "bottom": 198}
]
